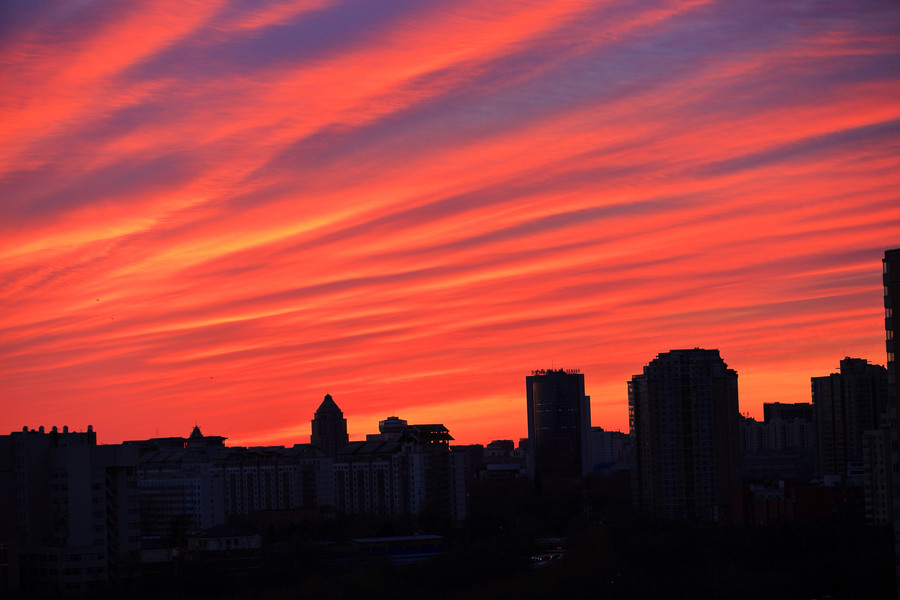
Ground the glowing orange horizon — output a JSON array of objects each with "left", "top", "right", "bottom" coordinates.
[{"left": 2, "top": 0, "right": 899, "bottom": 447}]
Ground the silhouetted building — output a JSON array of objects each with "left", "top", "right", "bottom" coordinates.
[
  {"left": 449, "top": 444, "right": 484, "bottom": 481},
  {"left": 812, "top": 357, "right": 888, "bottom": 483},
  {"left": 629, "top": 349, "right": 742, "bottom": 523},
  {"left": 484, "top": 440, "right": 515, "bottom": 458},
  {"left": 366, "top": 416, "right": 408, "bottom": 442},
  {"left": 0, "top": 426, "right": 140, "bottom": 597},
  {"left": 864, "top": 412, "right": 894, "bottom": 525},
  {"left": 310, "top": 394, "right": 349, "bottom": 459},
  {"left": 740, "top": 415, "right": 766, "bottom": 453},
  {"left": 743, "top": 448, "right": 816, "bottom": 483},
  {"left": 185, "top": 524, "right": 261, "bottom": 575},
  {"left": 784, "top": 481, "right": 865, "bottom": 523},
  {"left": 887, "top": 249, "right": 900, "bottom": 410},
  {"left": 335, "top": 424, "right": 466, "bottom": 522},
  {"left": 0, "top": 541, "right": 14, "bottom": 596},
  {"left": 379, "top": 416, "right": 408, "bottom": 440},
  {"left": 882, "top": 248, "right": 900, "bottom": 597},
  {"left": 131, "top": 427, "right": 332, "bottom": 539},
  {"left": 741, "top": 404, "right": 815, "bottom": 482},
  {"left": 128, "top": 426, "right": 228, "bottom": 538},
  {"left": 764, "top": 402, "right": 814, "bottom": 423},
  {"left": 217, "top": 443, "right": 333, "bottom": 518},
  {"left": 588, "top": 427, "right": 630, "bottom": 475},
  {"left": 526, "top": 369, "right": 592, "bottom": 481},
  {"left": 478, "top": 440, "right": 526, "bottom": 479},
  {"left": 763, "top": 403, "right": 815, "bottom": 451}
]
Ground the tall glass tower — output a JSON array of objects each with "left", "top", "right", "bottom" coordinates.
[{"left": 526, "top": 368, "right": 591, "bottom": 481}]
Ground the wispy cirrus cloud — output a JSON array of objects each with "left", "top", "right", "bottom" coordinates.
[{"left": 1, "top": 0, "right": 898, "bottom": 445}]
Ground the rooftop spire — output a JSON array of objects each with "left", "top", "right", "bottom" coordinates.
[{"left": 316, "top": 393, "right": 342, "bottom": 414}]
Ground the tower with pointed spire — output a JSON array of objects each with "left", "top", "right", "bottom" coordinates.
[{"left": 310, "top": 394, "right": 349, "bottom": 459}]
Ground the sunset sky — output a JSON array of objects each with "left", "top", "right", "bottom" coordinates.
[{"left": 2, "top": 0, "right": 899, "bottom": 447}]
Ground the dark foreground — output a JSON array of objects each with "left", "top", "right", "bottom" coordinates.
[{"left": 98, "top": 477, "right": 893, "bottom": 600}]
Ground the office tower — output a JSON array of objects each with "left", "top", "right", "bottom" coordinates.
[
  {"left": 812, "top": 357, "right": 888, "bottom": 482},
  {"left": 310, "top": 394, "right": 349, "bottom": 459},
  {"left": 629, "top": 349, "right": 741, "bottom": 523},
  {"left": 526, "top": 368, "right": 592, "bottom": 481}
]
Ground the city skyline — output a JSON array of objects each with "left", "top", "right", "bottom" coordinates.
[
  {"left": 6, "top": 352, "right": 891, "bottom": 449},
  {"left": 2, "top": 0, "right": 900, "bottom": 447}
]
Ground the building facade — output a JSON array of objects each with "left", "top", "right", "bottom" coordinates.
[
  {"left": 882, "top": 248, "right": 900, "bottom": 597},
  {"left": 887, "top": 249, "right": 900, "bottom": 410},
  {"left": 629, "top": 349, "right": 742, "bottom": 523},
  {"left": 0, "top": 426, "right": 140, "bottom": 597},
  {"left": 0, "top": 397, "right": 469, "bottom": 593},
  {"left": 130, "top": 426, "right": 228, "bottom": 538},
  {"left": 310, "top": 394, "right": 349, "bottom": 460},
  {"left": 589, "top": 427, "right": 631, "bottom": 473},
  {"left": 526, "top": 369, "right": 592, "bottom": 481},
  {"left": 217, "top": 444, "right": 332, "bottom": 518},
  {"left": 812, "top": 357, "right": 889, "bottom": 482},
  {"left": 132, "top": 427, "right": 333, "bottom": 537},
  {"left": 740, "top": 403, "right": 816, "bottom": 483},
  {"left": 334, "top": 423, "right": 466, "bottom": 523}
]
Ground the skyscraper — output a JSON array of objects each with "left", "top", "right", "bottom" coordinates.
[
  {"left": 526, "top": 368, "right": 592, "bottom": 481},
  {"left": 812, "top": 357, "right": 888, "bottom": 482},
  {"left": 886, "top": 248, "right": 900, "bottom": 413},
  {"left": 629, "top": 349, "right": 741, "bottom": 523},
  {"left": 310, "top": 394, "right": 349, "bottom": 459},
  {"left": 882, "top": 248, "right": 900, "bottom": 597}
]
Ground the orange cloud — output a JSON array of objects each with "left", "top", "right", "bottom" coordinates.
[{"left": 2, "top": 0, "right": 899, "bottom": 445}]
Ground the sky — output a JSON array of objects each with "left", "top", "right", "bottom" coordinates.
[{"left": 2, "top": 0, "right": 899, "bottom": 447}]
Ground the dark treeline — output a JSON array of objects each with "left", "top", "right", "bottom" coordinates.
[{"left": 101, "top": 473, "right": 893, "bottom": 600}]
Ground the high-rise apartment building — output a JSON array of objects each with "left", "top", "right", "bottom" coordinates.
[
  {"left": 0, "top": 426, "right": 140, "bottom": 597},
  {"left": 811, "top": 357, "right": 888, "bottom": 482},
  {"left": 525, "top": 369, "right": 592, "bottom": 481},
  {"left": 629, "top": 349, "right": 741, "bottom": 523},
  {"left": 882, "top": 248, "right": 900, "bottom": 597},
  {"left": 310, "top": 394, "right": 349, "bottom": 459},
  {"left": 886, "top": 248, "right": 900, "bottom": 412}
]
